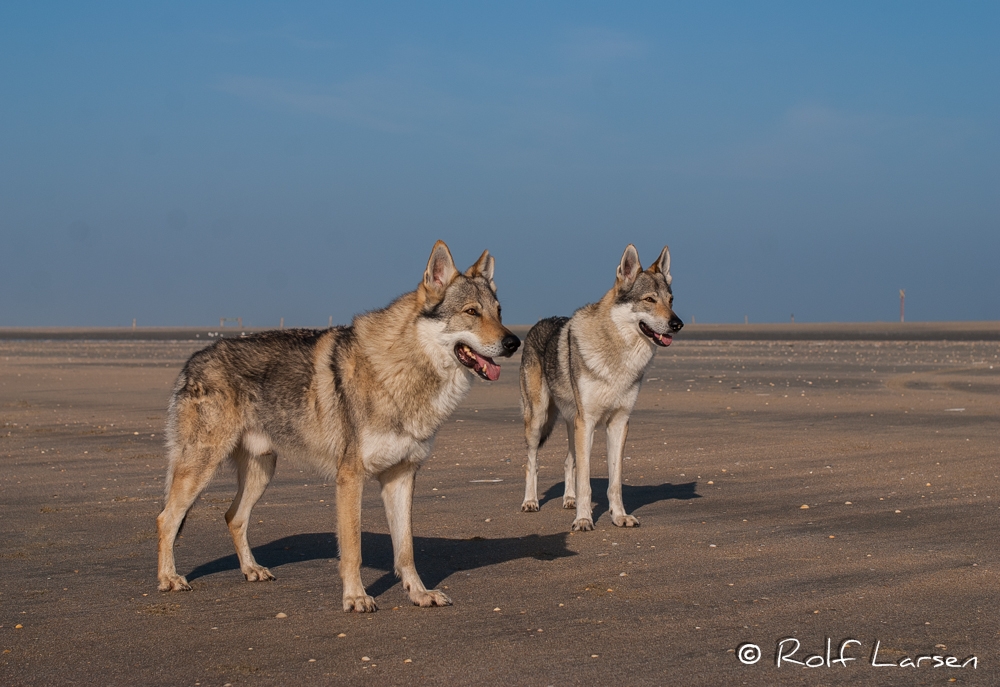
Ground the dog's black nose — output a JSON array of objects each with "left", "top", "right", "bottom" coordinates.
[
  {"left": 669, "top": 317, "right": 684, "bottom": 333},
  {"left": 502, "top": 334, "right": 521, "bottom": 354}
]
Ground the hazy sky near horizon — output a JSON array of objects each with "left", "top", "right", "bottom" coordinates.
[{"left": 2, "top": 2, "right": 998, "bottom": 327}]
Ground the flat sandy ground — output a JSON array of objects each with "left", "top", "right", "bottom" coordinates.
[{"left": 1, "top": 329, "right": 998, "bottom": 686}]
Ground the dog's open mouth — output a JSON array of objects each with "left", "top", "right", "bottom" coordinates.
[
  {"left": 455, "top": 343, "right": 501, "bottom": 381},
  {"left": 639, "top": 321, "right": 672, "bottom": 347}
]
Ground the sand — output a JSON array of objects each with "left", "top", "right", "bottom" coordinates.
[{"left": 1, "top": 328, "right": 998, "bottom": 685}]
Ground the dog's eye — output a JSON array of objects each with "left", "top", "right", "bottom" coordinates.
[
  {"left": 643, "top": 296, "right": 656, "bottom": 303},
  {"left": 465, "top": 308, "right": 480, "bottom": 316}
]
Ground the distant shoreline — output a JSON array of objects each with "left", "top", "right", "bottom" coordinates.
[{"left": 1, "top": 321, "right": 998, "bottom": 342}]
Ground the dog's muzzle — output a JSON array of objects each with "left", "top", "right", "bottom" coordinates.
[{"left": 501, "top": 334, "right": 521, "bottom": 355}]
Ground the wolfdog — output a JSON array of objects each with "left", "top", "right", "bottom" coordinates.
[
  {"left": 156, "top": 241, "right": 520, "bottom": 612},
  {"left": 519, "top": 244, "right": 682, "bottom": 531}
]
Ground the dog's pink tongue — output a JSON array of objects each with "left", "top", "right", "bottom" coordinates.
[
  {"left": 475, "top": 353, "right": 501, "bottom": 381},
  {"left": 655, "top": 332, "right": 673, "bottom": 346}
]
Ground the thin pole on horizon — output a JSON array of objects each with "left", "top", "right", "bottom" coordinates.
[{"left": 900, "top": 289, "right": 905, "bottom": 323}]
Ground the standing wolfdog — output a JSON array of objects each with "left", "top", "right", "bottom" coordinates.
[
  {"left": 519, "top": 244, "right": 682, "bottom": 531},
  {"left": 156, "top": 241, "right": 520, "bottom": 612}
]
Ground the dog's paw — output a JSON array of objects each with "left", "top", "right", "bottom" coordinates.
[
  {"left": 343, "top": 594, "right": 378, "bottom": 613},
  {"left": 410, "top": 589, "right": 452, "bottom": 608},
  {"left": 612, "top": 514, "right": 640, "bottom": 528},
  {"left": 158, "top": 574, "right": 192, "bottom": 592},
  {"left": 521, "top": 499, "right": 539, "bottom": 512},
  {"left": 571, "top": 517, "right": 595, "bottom": 532},
  {"left": 562, "top": 497, "right": 576, "bottom": 509},
  {"left": 243, "top": 565, "right": 275, "bottom": 582}
]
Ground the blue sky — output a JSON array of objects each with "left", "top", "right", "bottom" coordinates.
[{"left": 1, "top": 2, "right": 997, "bottom": 326}]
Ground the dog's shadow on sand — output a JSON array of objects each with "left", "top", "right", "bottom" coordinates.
[
  {"left": 186, "top": 481, "right": 698, "bottom": 595},
  {"left": 186, "top": 530, "right": 576, "bottom": 596},
  {"left": 538, "top": 478, "right": 701, "bottom": 522}
]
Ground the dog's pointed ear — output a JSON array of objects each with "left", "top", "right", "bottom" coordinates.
[
  {"left": 422, "top": 240, "right": 459, "bottom": 302},
  {"left": 650, "top": 245, "right": 672, "bottom": 285},
  {"left": 465, "top": 250, "right": 496, "bottom": 291},
  {"left": 616, "top": 244, "right": 642, "bottom": 290}
]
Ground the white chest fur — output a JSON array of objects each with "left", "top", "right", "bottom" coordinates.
[{"left": 361, "top": 320, "right": 473, "bottom": 476}]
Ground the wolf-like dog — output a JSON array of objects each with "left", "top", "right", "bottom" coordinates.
[
  {"left": 519, "top": 244, "right": 682, "bottom": 531},
  {"left": 156, "top": 241, "right": 520, "bottom": 612}
]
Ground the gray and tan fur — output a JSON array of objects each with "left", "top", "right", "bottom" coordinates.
[
  {"left": 156, "top": 240, "right": 520, "bottom": 612},
  {"left": 519, "top": 244, "right": 682, "bottom": 531}
]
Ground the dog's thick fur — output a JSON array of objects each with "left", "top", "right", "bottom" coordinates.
[
  {"left": 156, "top": 241, "right": 520, "bottom": 612},
  {"left": 519, "top": 244, "right": 682, "bottom": 531}
]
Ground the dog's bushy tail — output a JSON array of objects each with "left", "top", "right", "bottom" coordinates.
[{"left": 536, "top": 404, "right": 559, "bottom": 450}]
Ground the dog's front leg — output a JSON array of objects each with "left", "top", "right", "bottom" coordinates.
[
  {"left": 571, "top": 414, "right": 597, "bottom": 531},
  {"left": 606, "top": 412, "right": 638, "bottom": 527},
  {"left": 379, "top": 461, "right": 452, "bottom": 607},
  {"left": 521, "top": 437, "right": 540, "bottom": 512},
  {"left": 337, "top": 466, "right": 376, "bottom": 612},
  {"left": 562, "top": 420, "right": 577, "bottom": 509}
]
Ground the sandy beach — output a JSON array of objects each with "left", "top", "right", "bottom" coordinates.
[{"left": 1, "top": 326, "right": 998, "bottom": 685}]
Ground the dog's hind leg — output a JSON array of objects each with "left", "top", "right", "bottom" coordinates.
[
  {"left": 157, "top": 436, "right": 235, "bottom": 591},
  {"left": 606, "top": 411, "right": 638, "bottom": 527},
  {"left": 521, "top": 371, "right": 555, "bottom": 512},
  {"left": 562, "top": 419, "right": 577, "bottom": 509},
  {"left": 225, "top": 447, "right": 277, "bottom": 582},
  {"left": 379, "top": 461, "right": 451, "bottom": 608},
  {"left": 337, "top": 463, "right": 377, "bottom": 612},
  {"left": 521, "top": 398, "right": 559, "bottom": 513}
]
